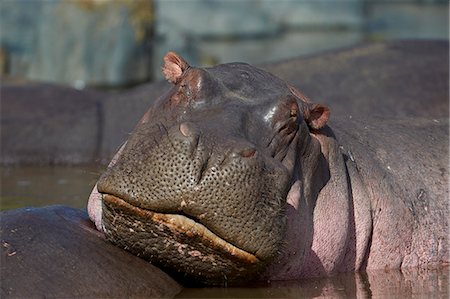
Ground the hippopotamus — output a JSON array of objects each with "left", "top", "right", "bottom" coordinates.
[{"left": 87, "top": 51, "right": 449, "bottom": 285}]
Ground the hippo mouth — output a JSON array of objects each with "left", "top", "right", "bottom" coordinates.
[
  {"left": 100, "top": 193, "right": 265, "bottom": 284},
  {"left": 102, "top": 193, "right": 259, "bottom": 262}
]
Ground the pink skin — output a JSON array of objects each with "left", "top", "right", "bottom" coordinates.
[
  {"left": 262, "top": 133, "right": 372, "bottom": 280},
  {"left": 87, "top": 184, "right": 103, "bottom": 231}
]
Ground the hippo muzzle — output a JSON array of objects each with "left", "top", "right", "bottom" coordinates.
[{"left": 91, "top": 52, "right": 329, "bottom": 285}]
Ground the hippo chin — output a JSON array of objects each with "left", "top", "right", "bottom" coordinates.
[{"left": 88, "top": 52, "right": 448, "bottom": 285}]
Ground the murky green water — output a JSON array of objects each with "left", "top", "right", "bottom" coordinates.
[
  {"left": 177, "top": 269, "right": 449, "bottom": 298},
  {"left": 1, "top": 166, "right": 448, "bottom": 298},
  {"left": 0, "top": 165, "right": 103, "bottom": 210}
]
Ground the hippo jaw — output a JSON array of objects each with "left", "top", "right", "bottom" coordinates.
[
  {"left": 91, "top": 52, "right": 330, "bottom": 285},
  {"left": 101, "top": 193, "right": 263, "bottom": 284},
  {"left": 102, "top": 194, "right": 260, "bottom": 264}
]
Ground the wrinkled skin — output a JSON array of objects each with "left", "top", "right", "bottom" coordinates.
[{"left": 89, "top": 52, "right": 449, "bottom": 285}]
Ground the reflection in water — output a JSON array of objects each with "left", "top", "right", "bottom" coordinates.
[
  {"left": 177, "top": 269, "right": 449, "bottom": 298},
  {"left": 0, "top": 166, "right": 103, "bottom": 210},
  {"left": 1, "top": 166, "right": 449, "bottom": 297}
]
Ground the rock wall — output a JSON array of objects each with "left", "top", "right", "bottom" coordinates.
[{"left": 0, "top": 0, "right": 154, "bottom": 87}]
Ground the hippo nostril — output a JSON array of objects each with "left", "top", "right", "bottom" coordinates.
[
  {"left": 239, "top": 148, "right": 256, "bottom": 158},
  {"left": 180, "top": 123, "right": 192, "bottom": 137}
]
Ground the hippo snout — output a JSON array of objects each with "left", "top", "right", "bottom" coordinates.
[
  {"left": 96, "top": 116, "right": 291, "bottom": 283},
  {"left": 97, "top": 118, "right": 289, "bottom": 260}
]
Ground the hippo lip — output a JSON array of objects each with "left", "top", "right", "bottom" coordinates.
[{"left": 101, "top": 193, "right": 260, "bottom": 264}]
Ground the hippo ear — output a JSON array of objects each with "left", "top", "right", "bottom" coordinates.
[
  {"left": 305, "top": 103, "right": 330, "bottom": 130},
  {"left": 162, "top": 52, "right": 190, "bottom": 84}
]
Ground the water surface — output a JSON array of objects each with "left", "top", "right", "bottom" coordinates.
[
  {"left": 0, "top": 165, "right": 102, "bottom": 210},
  {"left": 176, "top": 269, "right": 448, "bottom": 298}
]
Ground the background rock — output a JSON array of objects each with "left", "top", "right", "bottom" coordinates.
[
  {"left": 0, "top": 0, "right": 154, "bottom": 87},
  {"left": 0, "top": 0, "right": 447, "bottom": 86}
]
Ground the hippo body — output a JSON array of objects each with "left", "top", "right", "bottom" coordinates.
[
  {"left": 268, "top": 117, "right": 448, "bottom": 278},
  {"left": 0, "top": 206, "right": 181, "bottom": 298},
  {"left": 88, "top": 52, "right": 449, "bottom": 285}
]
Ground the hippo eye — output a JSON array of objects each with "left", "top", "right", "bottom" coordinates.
[
  {"left": 240, "top": 71, "right": 250, "bottom": 79},
  {"left": 169, "top": 84, "right": 189, "bottom": 107},
  {"left": 267, "top": 96, "right": 300, "bottom": 159},
  {"left": 271, "top": 96, "right": 299, "bottom": 128},
  {"left": 179, "top": 82, "right": 191, "bottom": 97},
  {"left": 289, "top": 102, "right": 298, "bottom": 118}
]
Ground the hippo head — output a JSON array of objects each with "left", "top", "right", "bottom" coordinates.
[{"left": 89, "top": 52, "right": 330, "bottom": 285}]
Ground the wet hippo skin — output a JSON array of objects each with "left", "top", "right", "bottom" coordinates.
[
  {"left": 0, "top": 206, "right": 181, "bottom": 298},
  {"left": 88, "top": 52, "right": 448, "bottom": 285},
  {"left": 1, "top": 40, "right": 448, "bottom": 165}
]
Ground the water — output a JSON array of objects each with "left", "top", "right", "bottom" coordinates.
[
  {"left": 177, "top": 269, "right": 449, "bottom": 298},
  {"left": 0, "top": 165, "right": 102, "bottom": 210},
  {"left": 1, "top": 166, "right": 448, "bottom": 298}
]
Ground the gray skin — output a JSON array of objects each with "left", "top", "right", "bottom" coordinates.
[
  {"left": 88, "top": 52, "right": 449, "bottom": 285},
  {"left": 0, "top": 206, "right": 181, "bottom": 298}
]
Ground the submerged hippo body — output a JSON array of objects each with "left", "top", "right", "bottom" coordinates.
[
  {"left": 0, "top": 206, "right": 181, "bottom": 298},
  {"left": 89, "top": 52, "right": 448, "bottom": 285}
]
